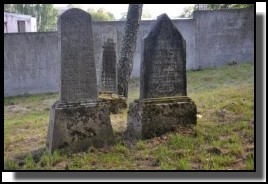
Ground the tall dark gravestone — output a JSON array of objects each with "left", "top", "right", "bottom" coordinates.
[
  {"left": 126, "top": 14, "right": 197, "bottom": 140},
  {"left": 47, "top": 9, "right": 114, "bottom": 153},
  {"left": 140, "top": 14, "right": 187, "bottom": 99}
]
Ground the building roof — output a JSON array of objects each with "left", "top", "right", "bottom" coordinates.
[{"left": 4, "top": 12, "right": 35, "bottom": 20}]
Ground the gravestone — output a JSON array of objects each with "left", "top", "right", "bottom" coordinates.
[
  {"left": 47, "top": 9, "right": 114, "bottom": 153},
  {"left": 126, "top": 14, "right": 197, "bottom": 140},
  {"left": 99, "top": 31, "right": 127, "bottom": 114},
  {"left": 100, "top": 38, "right": 117, "bottom": 93}
]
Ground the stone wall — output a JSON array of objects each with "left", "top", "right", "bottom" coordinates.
[
  {"left": 194, "top": 8, "right": 254, "bottom": 69},
  {"left": 4, "top": 32, "right": 59, "bottom": 96},
  {"left": 4, "top": 8, "right": 254, "bottom": 97}
]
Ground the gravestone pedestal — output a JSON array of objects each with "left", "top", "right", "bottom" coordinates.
[
  {"left": 127, "top": 96, "right": 197, "bottom": 140},
  {"left": 99, "top": 92, "right": 127, "bottom": 114},
  {"left": 47, "top": 101, "right": 114, "bottom": 153}
]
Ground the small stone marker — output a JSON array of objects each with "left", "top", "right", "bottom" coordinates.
[
  {"left": 47, "top": 9, "right": 114, "bottom": 153},
  {"left": 99, "top": 31, "right": 127, "bottom": 114},
  {"left": 126, "top": 14, "right": 197, "bottom": 140},
  {"left": 100, "top": 38, "right": 117, "bottom": 94}
]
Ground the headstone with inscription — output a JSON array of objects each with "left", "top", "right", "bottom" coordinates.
[
  {"left": 47, "top": 9, "right": 114, "bottom": 153},
  {"left": 126, "top": 14, "right": 197, "bottom": 140}
]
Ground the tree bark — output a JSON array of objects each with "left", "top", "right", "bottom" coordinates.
[{"left": 117, "top": 4, "right": 143, "bottom": 98}]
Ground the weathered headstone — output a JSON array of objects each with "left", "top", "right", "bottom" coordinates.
[
  {"left": 100, "top": 38, "right": 117, "bottom": 93},
  {"left": 140, "top": 13, "right": 186, "bottom": 99},
  {"left": 126, "top": 14, "right": 197, "bottom": 140},
  {"left": 99, "top": 30, "right": 127, "bottom": 114},
  {"left": 47, "top": 9, "right": 114, "bottom": 153}
]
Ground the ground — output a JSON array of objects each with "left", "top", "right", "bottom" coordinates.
[{"left": 4, "top": 63, "right": 254, "bottom": 170}]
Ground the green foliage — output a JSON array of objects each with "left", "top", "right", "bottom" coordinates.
[
  {"left": 232, "top": 4, "right": 254, "bottom": 8},
  {"left": 142, "top": 11, "right": 152, "bottom": 19},
  {"left": 67, "top": 4, "right": 82, "bottom": 9},
  {"left": 178, "top": 5, "right": 197, "bottom": 18},
  {"left": 4, "top": 159, "right": 19, "bottom": 170},
  {"left": 176, "top": 158, "right": 190, "bottom": 170},
  {"left": 87, "top": 8, "right": 115, "bottom": 21},
  {"left": 208, "top": 4, "right": 254, "bottom": 10},
  {"left": 38, "top": 5, "right": 58, "bottom": 32},
  {"left": 4, "top": 4, "right": 58, "bottom": 32},
  {"left": 24, "top": 155, "right": 37, "bottom": 170}
]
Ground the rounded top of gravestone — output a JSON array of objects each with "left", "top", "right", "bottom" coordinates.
[{"left": 59, "top": 8, "right": 92, "bottom": 22}]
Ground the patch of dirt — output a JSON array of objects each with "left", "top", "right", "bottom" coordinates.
[
  {"left": 5, "top": 105, "right": 29, "bottom": 114},
  {"left": 191, "top": 161, "right": 202, "bottom": 170},
  {"left": 174, "top": 126, "right": 196, "bottom": 136},
  {"left": 54, "top": 161, "right": 69, "bottom": 170},
  {"left": 228, "top": 158, "right": 246, "bottom": 170},
  {"left": 213, "top": 109, "right": 247, "bottom": 123},
  {"left": 207, "top": 147, "right": 222, "bottom": 155},
  {"left": 135, "top": 154, "right": 160, "bottom": 170}
]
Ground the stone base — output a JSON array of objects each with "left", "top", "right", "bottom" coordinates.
[
  {"left": 99, "top": 91, "right": 127, "bottom": 114},
  {"left": 126, "top": 96, "right": 197, "bottom": 140},
  {"left": 46, "top": 100, "right": 114, "bottom": 153}
]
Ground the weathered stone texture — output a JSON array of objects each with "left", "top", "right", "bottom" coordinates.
[
  {"left": 47, "top": 101, "right": 114, "bottom": 153},
  {"left": 47, "top": 8, "right": 114, "bottom": 153},
  {"left": 58, "top": 8, "right": 97, "bottom": 103},
  {"left": 99, "top": 92, "right": 127, "bottom": 114},
  {"left": 127, "top": 97, "right": 196, "bottom": 139},
  {"left": 126, "top": 14, "right": 197, "bottom": 140},
  {"left": 141, "top": 14, "right": 186, "bottom": 99}
]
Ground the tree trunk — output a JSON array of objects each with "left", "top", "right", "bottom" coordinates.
[{"left": 117, "top": 4, "right": 143, "bottom": 98}]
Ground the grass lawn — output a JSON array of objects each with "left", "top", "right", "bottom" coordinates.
[{"left": 4, "top": 63, "right": 254, "bottom": 170}]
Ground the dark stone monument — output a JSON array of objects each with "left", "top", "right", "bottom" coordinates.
[
  {"left": 126, "top": 14, "right": 197, "bottom": 140},
  {"left": 47, "top": 9, "right": 114, "bottom": 153},
  {"left": 100, "top": 38, "right": 117, "bottom": 93},
  {"left": 99, "top": 34, "right": 127, "bottom": 114}
]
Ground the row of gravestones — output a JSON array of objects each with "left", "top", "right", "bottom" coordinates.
[{"left": 47, "top": 8, "right": 197, "bottom": 153}]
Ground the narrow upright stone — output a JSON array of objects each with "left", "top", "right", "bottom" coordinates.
[
  {"left": 100, "top": 38, "right": 117, "bottom": 93},
  {"left": 141, "top": 14, "right": 186, "bottom": 99},
  {"left": 59, "top": 9, "right": 97, "bottom": 103},
  {"left": 47, "top": 9, "right": 114, "bottom": 153}
]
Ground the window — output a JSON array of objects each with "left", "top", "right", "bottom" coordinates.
[{"left": 17, "top": 21, "right": 26, "bottom": 32}]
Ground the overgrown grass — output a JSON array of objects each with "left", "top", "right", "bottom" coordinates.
[{"left": 4, "top": 63, "right": 254, "bottom": 170}]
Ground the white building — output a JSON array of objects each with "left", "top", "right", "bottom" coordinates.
[{"left": 4, "top": 12, "right": 37, "bottom": 33}]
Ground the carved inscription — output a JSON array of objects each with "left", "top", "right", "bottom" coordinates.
[
  {"left": 58, "top": 9, "right": 97, "bottom": 103},
  {"left": 148, "top": 47, "right": 182, "bottom": 95},
  {"left": 140, "top": 14, "right": 186, "bottom": 99}
]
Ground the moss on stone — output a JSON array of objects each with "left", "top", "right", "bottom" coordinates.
[
  {"left": 99, "top": 92, "right": 127, "bottom": 114},
  {"left": 127, "top": 96, "right": 197, "bottom": 140}
]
